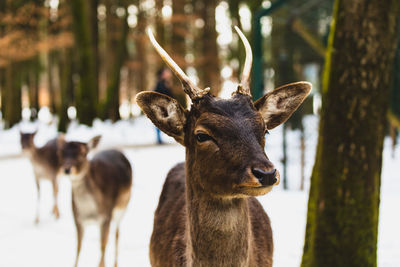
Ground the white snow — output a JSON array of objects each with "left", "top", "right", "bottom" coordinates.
[{"left": 0, "top": 115, "right": 398, "bottom": 266}]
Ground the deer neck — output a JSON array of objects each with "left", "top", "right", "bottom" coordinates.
[
  {"left": 185, "top": 161, "right": 251, "bottom": 266},
  {"left": 70, "top": 162, "right": 91, "bottom": 191},
  {"left": 25, "top": 146, "right": 39, "bottom": 160}
]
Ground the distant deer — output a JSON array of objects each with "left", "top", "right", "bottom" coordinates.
[
  {"left": 57, "top": 135, "right": 132, "bottom": 267},
  {"left": 136, "top": 27, "right": 311, "bottom": 267},
  {"left": 20, "top": 131, "right": 61, "bottom": 224}
]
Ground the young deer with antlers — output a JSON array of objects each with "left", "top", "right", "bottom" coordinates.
[
  {"left": 136, "top": 27, "right": 311, "bottom": 267},
  {"left": 20, "top": 131, "right": 61, "bottom": 224},
  {"left": 57, "top": 136, "right": 132, "bottom": 267}
]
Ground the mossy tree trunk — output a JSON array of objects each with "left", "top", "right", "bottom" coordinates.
[
  {"left": 69, "top": 0, "right": 98, "bottom": 126},
  {"left": 301, "top": 1, "right": 400, "bottom": 267}
]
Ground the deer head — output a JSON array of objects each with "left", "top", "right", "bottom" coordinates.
[
  {"left": 57, "top": 135, "right": 101, "bottom": 180},
  {"left": 20, "top": 131, "right": 37, "bottom": 150},
  {"left": 137, "top": 27, "right": 311, "bottom": 198}
]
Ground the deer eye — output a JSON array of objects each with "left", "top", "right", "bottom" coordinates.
[{"left": 195, "top": 133, "right": 212, "bottom": 143}]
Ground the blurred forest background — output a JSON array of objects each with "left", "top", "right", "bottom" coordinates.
[
  {"left": 0, "top": 0, "right": 336, "bottom": 131},
  {"left": 1, "top": 0, "right": 398, "bottom": 134},
  {"left": 1, "top": 0, "right": 399, "bottom": 194}
]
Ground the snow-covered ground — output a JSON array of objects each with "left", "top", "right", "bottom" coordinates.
[{"left": 0, "top": 116, "right": 398, "bottom": 267}]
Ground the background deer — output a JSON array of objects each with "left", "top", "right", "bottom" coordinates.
[
  {"left": 136, "top": 27, "right": 311, "bottom": 267},
  {"left": 20, "top": 131, "right": 61, "bottom": 224},
  {"left": 57, "top": 135, "right": 132, "bottom": 267}
]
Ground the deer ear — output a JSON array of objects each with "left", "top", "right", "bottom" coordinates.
[
  {"left": 254, "top": 82, "right": 311, "bottom": 130},
  {"left": 88, "top": 135, "right": 101, "bottom": 150},
  {"left": 136, "top": 91, "right": 186, "bottom": 145}
]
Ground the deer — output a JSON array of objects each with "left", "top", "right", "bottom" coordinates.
[
  {"left": 57, "top": 135, "right": 132, "bottom": 267},
  {"left": 20, "top": 131, "right": 61, "bottom": 224},
  {"left": 136, "top": 27, "right": 311, "bottom": 267}
]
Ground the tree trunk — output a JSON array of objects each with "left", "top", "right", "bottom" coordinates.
[
  {"left": 57, "top": 49, "right": 73, "bottom": 132},
  {"left": 282, "top": 123, "right": 288, "bottom": 189},
  {"left": 91, "top": 0, "right": 99, "bottom": 96},
  {"left": 301, "top": 1, "right": 400, "bottom": 267},
  {"left": 155, "top": 0, "right": 165, "bottom": 44},
  {"left": 199, "top": 0, "right": 220, "bottom": 95},
  {"left": 69, "top": 0, "right": 98, "bottom": 125},
  {"left": 3, "top": 64, "right": 22, "bottom": 128},
  {"left": 170, "top": 0, "right": 189, "bottom": 107},
  {"left": 171, "top": 0, "right": 187, "bottom": 69},
  {"left": 228, "top": 0, "right": 244, "bottom": 79},
  {"left": 28, "top": 56, "right": 40, "bottom": 119},
  {"left": 389, "top": 123, "right": 397, "bottom": 158},
  {"left": 300, "top": 123, "right": 306, "bottom": 190},
  {"left": 271, "top": 6, "right": 297, "bottom": 189},
  {"left": 47, "top": 51, "right": 57, "bottom": 114},
  {"left": 101, "top": 1, "right": 129, "bottom": 121},
  {"left": 135, "top": 2, "right": 148, "bottom": 97},
  {"left": 0, "top": 69, "right": 4, "bottom": 120}
]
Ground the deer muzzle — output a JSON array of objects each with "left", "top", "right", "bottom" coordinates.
[{"left": 251, "top": 168, "right": 278, "bottom": 186}]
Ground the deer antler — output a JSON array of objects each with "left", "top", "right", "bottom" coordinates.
[
  {"left": 234, "top": 26, "right": 252, "bottom": 96},
  {"left": 147, "top": 28, "right": 209, "bottom": 100}
]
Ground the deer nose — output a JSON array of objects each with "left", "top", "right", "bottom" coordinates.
[
  {"left": 64, "top": 168, "right": 71, "bottom": 175},
  {"left": 251, "top": 168, "right": 277, "bottom": 186}
]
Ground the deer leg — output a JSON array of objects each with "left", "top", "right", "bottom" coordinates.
[
  {"left": 34, "top": 177, "right": 40, "bottom": 224},
  {"left": 114, "top": 225, "right": 120, "bottom": 267},
  {"left": 74, "top": 223, "right": 84, "bottom": 267},
  {"left": 51, "top": 177, "right": 60, "bottom": 219},
  {"left": 99, "top": 219, "right": 111, "bottom": 267}
]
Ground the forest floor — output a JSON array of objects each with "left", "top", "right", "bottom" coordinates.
[{"left": 0, "top": 115, "right": 398, "bottom": 267}]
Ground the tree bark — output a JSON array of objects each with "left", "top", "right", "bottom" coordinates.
[
  {"left": 3, "top": 63, "right": 22, "bottom": 128},
  {"left": 0, "top": 68, "right": 4, "bottom": 120},
  {"left": 69, "top": 0, "right": 98, "bottom": 125},
  {"left": 28, "top": 56, "right": 40, "bottom": 119},
  {"left": 271, "top": 6, "right": 297, "bottom": 189},
  {"left": 101, "top": 1, "right": 129, "bottom": 121},
  {"left": 228, "top": 0, "right": 244, "bottom": 79},
  {"left": 155, "top": 0, "right": 166, "bottom": 64},
  {"left": 170, "top": 0, "right": 189, "bottom": 107},
  {"left": 199, "top": 0, "right": 220, "bottom": 94},
  {"left": 171, "top": 0, "right": 187, "bottom": 69},
  {"left": 57, "top": 49, "right": 73, "bottom": 132},
  {"left": 135, "top": 1, "right": 148, "bottom": 97},
  {"left": 301, "top": 1, "right": 400, "bottom": 267}
]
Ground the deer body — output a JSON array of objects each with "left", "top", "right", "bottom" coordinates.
[
  {"left": 20, "top": 133, "right": 61, "bottom": 223},
  {"left": 58, "top": 137, "right": 132, "bottom": 267},
  {"left": 138, "top": 27, "right": 311, "bottom": 267},
  {"left": 70, "top": 150, "right": 132, "bottom": 225}
]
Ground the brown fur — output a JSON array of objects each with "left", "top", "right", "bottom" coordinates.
[
  {"left": 20, "top": 132, "right": 61, "bottom": 223},
  {"left": 58, "top": 137, "right": 132, "bottom": 267},
  {"left": 137, "top": 82, "right": 310, "bottom": 267}
]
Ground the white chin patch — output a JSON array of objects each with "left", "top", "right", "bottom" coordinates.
[{"left": 61, "top": 170, "right": 85, "bottom": 183}]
